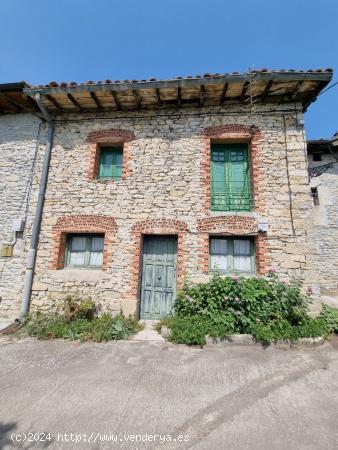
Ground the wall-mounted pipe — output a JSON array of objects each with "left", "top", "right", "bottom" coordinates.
[{"left": 18, "top": 95, "right": 54, "bottom": 320}]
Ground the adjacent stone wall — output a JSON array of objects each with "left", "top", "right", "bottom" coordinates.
[
  {"left": 28, "top": 103, "right": 313, "bottom": 316},
  {"left": 308, "top": 152, "right": 338, "bottom": 295},
  {"left": 0, "top": 113, "right": 44, "bottom": 319}
]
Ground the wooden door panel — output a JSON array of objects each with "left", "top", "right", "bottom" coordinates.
[{"left": 140, "top": 236, "right": 177, "bottom": 319}]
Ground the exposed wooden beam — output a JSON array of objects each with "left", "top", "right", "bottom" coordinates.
[
  {"left": 289, "top": 80, "right": 303, "bottom": 99},
  {"left": 89, "top": 91, "right": 102, "bottom": 109},
  {"left": 26, "top": 95, "right": 38, "bottom": 109},
  {"left": 46, "top": 94, "right": 64, "bottom": 112},
  {"left": 260, "top": 79, "right": 273, "bottom": 101},
  {"left": 0, "top": 92, "right": 21, "bottom": 112},
  {"left": 221, "top": 82, "right": 228, "bottom": 103},
  {"left": 239, "top": 81, "right": 250, "bottom": 101},
  {"left": 199, "top": 85, "right": 205, "bottom": 106},
  {"left": 156, "top": 88, "right": 162, "bottom": 107},
  {"left": 177, "top": 87, "right": 182, "bottom": 106},
  {"left": 2, "top": 93, "right": 25, "bottom": 111},
  {"left": 132, "top": 90, "right": 141, "bottom": 109},
  {"left": 67, "top": 93, "right": 82, "bottom": 111},
  {"left": 110, "top": 90, "right": 121, "bottom": 110},
  {"left": 0, "top": 93, "right": 44, "bottom": 119}
]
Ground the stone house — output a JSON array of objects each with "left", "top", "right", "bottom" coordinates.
[
  {"left": 0, "top": 82, "right": 45, "bottom": 319},
  {"left": 0, "top": 69, "right": 334, "bottom": 320},
  {"left": 308, "top": 134, "right": 338, "bottom": 297}
]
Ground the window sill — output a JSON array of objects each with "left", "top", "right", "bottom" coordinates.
[
  {"left": 209, "top": 210, "right": 257, "bottom": 217},
  {"left": 209, "top": 271, "right": 256, "bottom": 278},
  {"left": 53, "top": 269, "right": 109, "bottom": 282},
  {"left": 95, "top": 178, "right": 123, "bottom": 183}
]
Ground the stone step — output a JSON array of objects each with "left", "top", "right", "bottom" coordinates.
[{"left": 131, "top": 320, "right": 165, "bottom": 342}]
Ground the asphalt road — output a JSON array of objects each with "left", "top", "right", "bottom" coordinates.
[{"left": 1, "top": 336, "right": 338, "bottom": 450}]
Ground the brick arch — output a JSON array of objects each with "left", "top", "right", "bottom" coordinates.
[
  {"left": 127, "top": 219, "right": 189, "bottom": 300},
  {"left": 86, "top": 128, "right": 135, "bottom": 180},
  {"left": 132, "top": 218, "right": 189, "bottom": 234},
  {"left": 87, "top": 128, "right": 135, "bottom": 143},
  {"left": 50, "top": 215, "right": 117, "bottom": 270},
  {"left": 200, "top": 124, "right": 264, "bottom": 214}
]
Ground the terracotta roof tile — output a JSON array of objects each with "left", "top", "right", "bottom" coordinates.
[{"left": 24, "top": 68, "right": 333, "bottom": 89}]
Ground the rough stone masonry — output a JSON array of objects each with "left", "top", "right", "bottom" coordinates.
[
  {"left": 1, "top": 84, "right": 328, "bottom": 320},
  {"left": 0, "top": 113, "right": 45, "bottom": 318},
  {"left": 16, "top": 102, "right": 312, "bottom": 319}
]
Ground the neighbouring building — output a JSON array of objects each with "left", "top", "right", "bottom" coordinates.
[
  {"left": 0, "top": 69, "right": 334, "bottom": 320},
  {"left": 308, "top": 134, "right": 338, "bottom": 296},
  {"left": 0, "top": 82, "right": 45, "bottom": 318}
]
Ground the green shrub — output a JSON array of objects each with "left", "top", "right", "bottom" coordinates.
[
  {"left": 164, "top": 316, "right": 208, "bottom": 346},
  {"left": 175, "top": 272, "right": 310, "bottom": 334},
  {"left": 24, "top": 312, "right": 68, "bottom": 340},
  {"left": 159, "top": 272, "right": 331, "bottom": 346},
  {"left": 250, "top": 317, "right": 329, "bottom": 345},
  {"left": 319, "top": 305, "right": 338, "bottom": 334},
  {"left": 161, "top": 313, "right": 235, "bottom": 346},
  {"left": 20, "top": 296, "right": 141, "bottom": 342},
  {"left": 63, "top": 295, "right": 96, "bottom": 322},
  {"left": 89, "top": 313, "right": 142, "bottom": 342}
]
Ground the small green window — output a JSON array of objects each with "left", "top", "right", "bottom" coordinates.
[
  {"left": 65, "top": 234, "right": 104, "bottom": 268},
  {"left": 211, "top": 144, "right": 252, "bottom": 211},
  {"left": 210, "top": 237, "right": 255, "bottom": 274},
  {"left": 98, "top": 147, "right": 123, "bottom": 180}
]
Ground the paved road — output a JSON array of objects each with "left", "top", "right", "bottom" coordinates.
[{"left": 1, "top": 336, "right": 338, "bottom": 450}]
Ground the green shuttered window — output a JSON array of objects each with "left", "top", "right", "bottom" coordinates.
[
  {"left": 211, "top": 143, "right": 252, "bottom": 211},
  {"left": 65, "top": 234, "right": 104, "bottom": 268},
  {"left": 210, "top": 237, "right": 255, "bottom": 274},
  {"left": 98, "top": 147, "right": 123, "bottom": 180}
]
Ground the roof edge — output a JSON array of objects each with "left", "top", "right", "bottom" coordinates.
[{"left": 23, "top": 71, "right": 333, "bottom": 96}]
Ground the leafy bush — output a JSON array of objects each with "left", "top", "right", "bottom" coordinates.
[
  {"left": 162, "top": 313, "right": 235, "bottom": 346},
  {"left": 63, "top": 295, "right": 96, "bottom": 322},
  {"left": 24, "top": 313, "right": 69, "bottom": 340},
  {"left": 160, "top": 272, "right": 332, "bottom": 345},
  {"left": 319, "top": 305, "right": 338, "bottom": 334},
  {"left": 20, "top": 296, "right": 141, "bottom": 342},
  {"left": 162, "top": 316, "right": 208, "bottom": 346},
  {"left": 175, "top": 272, "right": 309, "bottom": 331},
  {"left": 250, "top": 318, "right": 329, "bottom": 346},
  {"left": 89, "top": 313, "right": 142, "bottom": 341}
]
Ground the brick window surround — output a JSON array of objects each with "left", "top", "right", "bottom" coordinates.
[
  {"left": 127, "top": 219, "right": 189, "bottom": 299},
  {"left": 200, "top": 124, "right": 264, "bottom": 214},
  {"left": 50, "top": 215, "right": 117, "bottom": 270},
  {"left": 86, "top": 128, "right": 135, "bottom": 180},
  {"left": 197, "top": 216, "right": 271, "bottom": 275}
]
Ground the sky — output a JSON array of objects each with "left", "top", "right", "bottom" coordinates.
[{"left": 0, "top": 0, "right": 337, "bottom": 139}]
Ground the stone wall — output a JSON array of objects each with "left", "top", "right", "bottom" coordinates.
[
  {"left": 308, "top": 151, "right": 338, "bottom": 294},
  {"left": 0, "top": 113, "right": 44, "bottom": 319},
  {"left": 27, "top": 103, "right": 313, "bottom": 316}
]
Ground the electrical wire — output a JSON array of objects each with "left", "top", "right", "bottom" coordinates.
[{"left": 283, "top": 114, "right": 296, "bottom": 238}]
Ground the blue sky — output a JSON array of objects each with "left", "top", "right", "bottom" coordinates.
[{"left": 1, "top": 0, "right": 337, "bottom": 139}]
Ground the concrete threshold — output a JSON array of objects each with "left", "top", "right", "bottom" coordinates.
[{"left": 131, "top": 319, "right": 165, "bottom": 342}]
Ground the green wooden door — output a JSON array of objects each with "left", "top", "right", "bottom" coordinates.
[{"left": 140, "top": 236, "right": 177, "bottom": 320}]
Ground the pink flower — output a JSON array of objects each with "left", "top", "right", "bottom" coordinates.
[
  {"left": 268, "top": 267, "right": 277, "bottom": 273},
  {"left": 306, "top": 287, "right": 313, "bottom": 295},
  {"left": 232, "top": 276, "right": 239, "bottom": 282}
]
